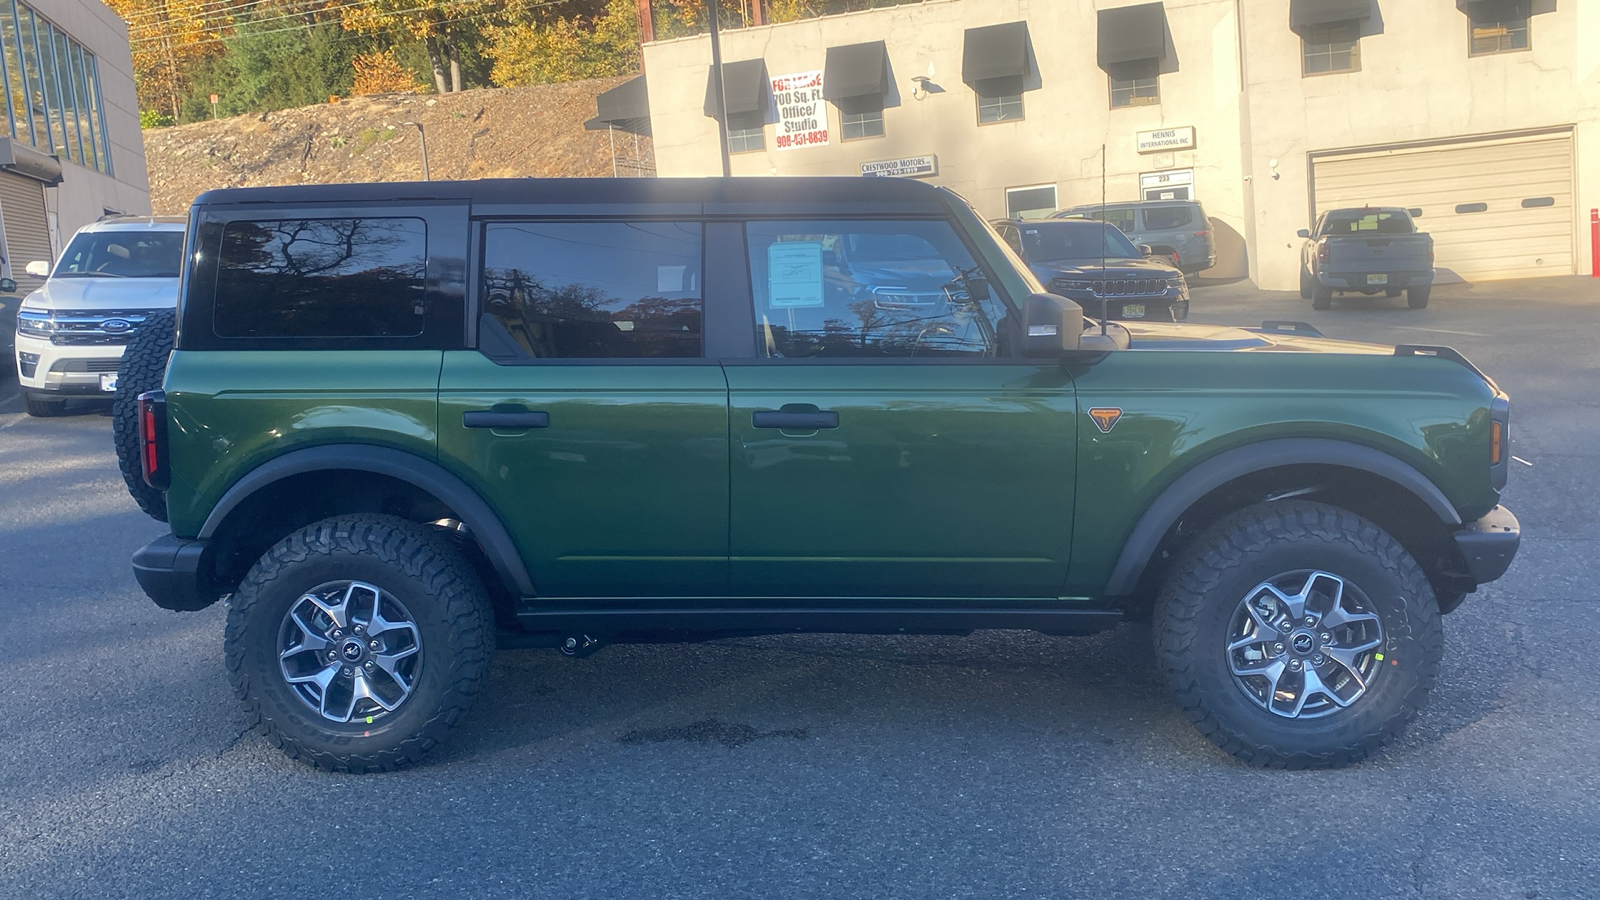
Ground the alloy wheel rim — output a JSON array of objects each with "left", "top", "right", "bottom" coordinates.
[
  {"left": 278, "top": 580, "right": 423, "bottom": 724},
  {"left": 1225, "top": 570, "right": 1385, "bottom": 719}
]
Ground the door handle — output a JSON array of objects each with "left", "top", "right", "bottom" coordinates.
[
  {"left": 463, "top": 410, "right": 550, "bottom": 429},
  {"left": 752, "top": 408, "right": 839, "bottom": 430}
]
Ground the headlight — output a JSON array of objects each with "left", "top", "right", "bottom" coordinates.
[{"left": 16, "top": 308, "right": 55, "bottom": 338}]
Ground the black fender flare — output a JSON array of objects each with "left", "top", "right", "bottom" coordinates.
[
  {"left": 1102, "top": 438, "right": 1461, "bottom": 596},
  {"left": 198, "top": 444, "right": 535, "bottom": 597}
]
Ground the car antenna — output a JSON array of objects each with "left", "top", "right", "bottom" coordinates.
[{"left": 1099, "top": 143, "right": 1109, "bottom": 337}]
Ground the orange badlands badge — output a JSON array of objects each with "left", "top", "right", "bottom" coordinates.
[{"left": 1089, "top": 408, "right": 1123, "bottom": 434}]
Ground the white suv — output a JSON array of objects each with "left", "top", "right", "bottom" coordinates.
[{"left": 14, "top": 217, "right": 185, "bottom": 416}]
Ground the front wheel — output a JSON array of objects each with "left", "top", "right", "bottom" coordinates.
[
  {"left": 23, "top": 393, "right": 67, "bottom": 417},
  {"left": 1154, "top": 501, "right": 1442, "bottom": 768},
  {"left": 225, "top": 515, "right": 496, "bottom": 772}
]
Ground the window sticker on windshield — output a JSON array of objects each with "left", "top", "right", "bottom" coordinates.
[
  {"left": 657, "top": 265, "right": 686, "bottom": 293},
  {"left": 767, "top": 241, "right": 825, "bottom": 308}
]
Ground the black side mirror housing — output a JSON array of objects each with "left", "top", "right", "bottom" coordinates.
[
  {"left": 1296, "top": 229, "right": 1311, "bottom": 239},
  {"left": 0, "top": 277, "right": 14, "bottom": 293},
  {"left": 963, "top": 276, "right": 990, "bottom": 302},
  {"left": 1024, "top": 292, "right": 1084, "bottom": 357}
]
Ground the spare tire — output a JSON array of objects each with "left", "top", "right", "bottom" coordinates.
[{"left": 112, "top": 309, "right": 176, "bottom": 522}]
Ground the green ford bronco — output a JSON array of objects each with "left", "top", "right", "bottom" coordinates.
[{"left": 118, "top": 178, "right": 1518, "bottom": 772}]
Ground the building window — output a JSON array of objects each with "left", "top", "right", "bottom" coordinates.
[
  {"left": 0, "top": 0, "right": 113, "bottom": 174},
  {"left": 1006, "top": 184, "right": 1057, "bottom": 220},
  {"left": 977, "top": 90, "right": 1024, "bottom": 124},
  {"left": 1469, "top": 3, "right": 1530, "bottom": 55},
  {"left": 840, "top": 107, "right": 884, "bottom": 141},
  {"left": 1109, "top": 60, "right": 1159, "bottom": 108},
  {"left": 1303, "top": 20, "right": 1361, "bottom": 75},
  {"left": 727, "top": 111, "right": 764, "bottom": 153}
]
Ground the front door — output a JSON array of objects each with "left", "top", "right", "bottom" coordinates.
[
  {"left": 437, "top": 219, "right": 728, "bottom": 597},
  {"left": 726, "top": 218, "right": 1078, "bottom": 598}
]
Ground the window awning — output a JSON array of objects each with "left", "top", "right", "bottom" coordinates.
[
  {"left": 961, "top": 21, "right": 1030, "bottom": 85},
  {"left": 0, "top": 138, "right": 61, "bottom": 186},
  {"left": 585, "top": 75, "right": 651, "bottom": 134},
  {"left": 1290, "top": 0, "right": 1372, "bottom": 30},
  {"left": 704, "top": 58, "right": 769, "bottom": 118},
  {"left": 1455, "top": 0, "right": 1545, "bottom": 12},
  {"left": 1097, "top": 2, "right": 1169, "bottom": 68},
  {"left": 823, "top": 41, "right": 888, "bottom": 101}
]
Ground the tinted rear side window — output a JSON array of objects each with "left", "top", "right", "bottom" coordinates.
[
  {"left": 480, "top": 221, "right": 703, "bottom": 359},
  {"left": 214, "top": 218, "right": 428, "bottom": 338},
  {"left": 1142, "top": 206, "right": 1194, "bottom": 230}
]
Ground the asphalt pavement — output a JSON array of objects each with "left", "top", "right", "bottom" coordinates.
[{"left": 1, "top": 276, "right": 1596, "bottom": 899}]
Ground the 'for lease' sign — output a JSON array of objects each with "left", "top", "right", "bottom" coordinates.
[{"left": 771, "top": 70, "right": 828, "bottom": 151}]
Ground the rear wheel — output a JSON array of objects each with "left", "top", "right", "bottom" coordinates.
[
  {"left": 1154, "top": 501, "right": 1441, "bottom": 768},
  {"left": 1407, "top": 286, "right": 1430, "bottom": 309},
  {"left": 23, "top": 393, "right": 66, "bottom": 417},
  {"left": 1311, "top": 282, "right": 1333, "bottom": 310},
  {"left": 225, "top": 515, "right": 496, "bottom": 772},
  {"left": 112, "top": 309, "right": 176, "bottom": 521}
]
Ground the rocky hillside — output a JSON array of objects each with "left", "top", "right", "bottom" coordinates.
[{"left": 141, "top": 76, "right": 654, "bottom": 214}]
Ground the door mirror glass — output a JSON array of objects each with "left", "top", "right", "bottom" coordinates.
[
  {"left": 24, "top": 260, "right": 49, "bottom": 277},
  {"left": 1024, "top": 292, "right": 1083, "bottom": 357},
  {"left": 1296, "top": 229, "right": 1311, "bottom": 239},
  {"left": 0, "top": 278, "right": 14, "bottom": 293},
  {"left": 1137, "top": 244, "right": 1154, "bottom": 258},
  {"left": 961, "top": 276, "right": 990, "bottom": 302}
]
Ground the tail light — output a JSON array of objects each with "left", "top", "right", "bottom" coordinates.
[
  {"left": 1192, "top": 230, "right": 1210, "bottom": 237},
  {"left": 1317, "top": 239, "right": 1331, "bottom": 263},
  {"left": 138, "top": 390, "right": 170, "bottom": 491}
]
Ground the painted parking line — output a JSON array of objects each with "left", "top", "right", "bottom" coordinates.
[{"left": 1378, "top": 324, "right": 1488, "bottom": 338}]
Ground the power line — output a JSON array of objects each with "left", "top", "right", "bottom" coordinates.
[{"left": 131, "top": 0, "right": 577, "bottom": 50}]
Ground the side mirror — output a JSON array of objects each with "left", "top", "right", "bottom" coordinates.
[
  {"left": 1023, "top": 292, "right": 1083, "bottom": 357},
  {"left": 1408, "top": 207, "right": 1424, "bottom": 218},
  {"left": 24, "top": 260, "right": 49, "bottom": 277},
  {"left": 1296, "top": 229, "right": 1311, "bottom": 239},
  {"left": 963, "top": 276, "right": 990, "bottom": 302},
  {"left": 1137, "top": 244, "right": 1154, "bottom": 258},
  {"left": 0, "top": 278, "right": 14, "bottom": 293}
]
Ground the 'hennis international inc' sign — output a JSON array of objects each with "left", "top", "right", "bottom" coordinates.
[
  {"left": 1136, "top": 127, "right": 1195, "bottom": 153},
  {"left": 860, "top": 155, "right": 939, "bottom": 178}
]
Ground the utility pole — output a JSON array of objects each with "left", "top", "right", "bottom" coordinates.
[
  {"left": 708, "top": 0, "right": 731, "bottom": 177},
  {"left": 635, "top": 0, "right": 654, "bottom": 46}
]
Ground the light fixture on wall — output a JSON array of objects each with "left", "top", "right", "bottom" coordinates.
[
  {"left": 911, "top": 62, "right": 941, "bottom": 100},
  {"left": 1269, "top": 157, "right": 1281, "bottom": 181}
]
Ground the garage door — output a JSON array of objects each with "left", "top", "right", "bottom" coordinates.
[
  {"left": 1311, "top": 131, "right": 1574, "bottom": 282},
  {"left": 0, "top": 171, "right": 52, "bottom": 292}
]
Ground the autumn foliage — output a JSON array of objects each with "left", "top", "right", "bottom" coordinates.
[{"left": 351, "top": 51, "right": 423, "bottom": 96}]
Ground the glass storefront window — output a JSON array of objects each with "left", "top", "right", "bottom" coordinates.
[{"left": 0, "top": 2, "right": 112, "bottom": 173}]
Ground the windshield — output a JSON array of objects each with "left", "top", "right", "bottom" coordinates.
[
  {"left": 1321, "top": 210, "right": 1414, "bottom": 235},
  {"left": 1020, "top": 222, "right": 1141, "bottom": 262},
  {"left": 52, "top": 231, "right": 184, "bottom": 278}
]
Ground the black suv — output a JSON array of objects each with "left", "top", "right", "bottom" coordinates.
[{"left": 992, "top": 217, "right": 1189, "bottom": 322}]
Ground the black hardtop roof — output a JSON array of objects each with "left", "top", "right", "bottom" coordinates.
[
  {"left": 1066, "top": 199, "right": 1205, "bottom": 211},
  {"left": 192, "top": 176, "right": 954, "bottom": 215}
]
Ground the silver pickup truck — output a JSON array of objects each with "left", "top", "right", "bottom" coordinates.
[{"left": 1298, "top": 207, "right": 1434, "bottom": 310}]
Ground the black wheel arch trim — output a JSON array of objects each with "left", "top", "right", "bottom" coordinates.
[
  {"left": 1103, "top": 438, "right": 1462, "bottom": 597},
  {"left": 197, "top": 444, "right": 535, "bottom": 596}
]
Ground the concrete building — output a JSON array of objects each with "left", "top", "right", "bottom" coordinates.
[
  {"left": 0, "top": 0, "right": 148, "bottom": 292},
  {"left": 637, "top": 0, "right": 1598, "bottom": 290}
]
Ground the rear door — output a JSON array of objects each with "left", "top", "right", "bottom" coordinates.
[
  {"left": 724, "top": 218, "right": 1078, "bottom": 599},
  {"left": 436, "top": 216, "right": 730, "bottom": 598}
]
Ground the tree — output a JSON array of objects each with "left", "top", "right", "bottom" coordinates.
[
  {"left": 485, "top": 0, "right": 639, "bottom": 87},
  {"left": 109, "top": 0, "right": 233, "bottom": 121},
  {"left": 352, "top": 50, "right": 424, "bottom": 96},
  {"left": 180, "top": 18, "right": 357, "bottom": 120},
  {"left": 341, "top": 0, "right": 504, "bottom": 94}
]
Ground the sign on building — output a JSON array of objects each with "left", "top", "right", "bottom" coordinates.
[
  {"left": 1136, "top": 126, "right": 1196, "bottom": 153},
  {"left": 860, "top": 155, "right": 939, "bottom": 178},
  {"left": 771, "top": 70, "right": 829, "bottom": 151}
]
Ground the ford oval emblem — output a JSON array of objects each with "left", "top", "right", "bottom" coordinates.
[{"left": 102, "top": 319, "right": 132, "bottom": 334}]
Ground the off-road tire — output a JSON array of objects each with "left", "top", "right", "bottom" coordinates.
[
  {"left": 23, "top": 393, "right": 66, "bottom": 417},
  {"left": 225, "top": 515, "right": 496, "bottom": 773},
  {"left": 1407, "top": 286, "right": 1431, "bottom": 309},
  {"left": 111, "top": 309, "right": 175, "bottom": 521},
  {"left": 1311, "top": 282, "right": 1333, "bottom": 310},
  {"left": 1153, "top": 501, "right": 1442, "bottom": 768},
  {"left": 1298, "top": 268, "right": 1312, "bottom": 300}
]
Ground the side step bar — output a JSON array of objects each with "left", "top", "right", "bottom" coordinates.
[{"left": 509, "top": 605, "right": 1123, "bottom": 645}]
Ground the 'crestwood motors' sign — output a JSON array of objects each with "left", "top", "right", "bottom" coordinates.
[
  {"left": 771, "top": 70, "right": 828, "bottom": 151},
  {"left": 1136, "top": 126, "right": 1196, "bottom": 153},
  {"left": 860, "top": 155, "right": 939, "bottom": 178}
]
